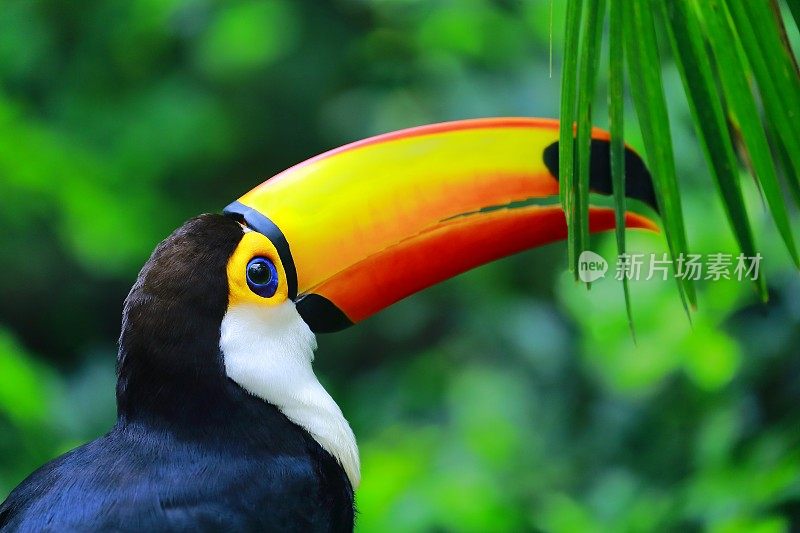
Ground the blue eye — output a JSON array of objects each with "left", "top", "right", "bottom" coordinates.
[{"left": 246, "top": 257, "right": 279, "bottom": 298}]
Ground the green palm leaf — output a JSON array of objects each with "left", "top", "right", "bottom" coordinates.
[
  {"left": 696, "top": 0, "right": 799, "bottom": 267},
  {"left": 623, "top": 0, "right": 695, "bottom": 312},
  {"left": 660, "top": 0, "right": 767, "bottom": 300},
  {"left": 559, "top": 0, "right": 584, "bottom": 277},
  {"left": 558, "top": 0, "right": 800, "bottom": 317},
  {"left": 608, "top": 0, "right": 634, "bottom": 335}
]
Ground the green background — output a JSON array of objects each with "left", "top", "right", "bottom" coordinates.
[{"left": 1, "top": 1, "right": 798, "bottom": 531}]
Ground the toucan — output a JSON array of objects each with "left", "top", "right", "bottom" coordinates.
[{"left": 0, "top": 118, "right": 658, "bottom": 532}]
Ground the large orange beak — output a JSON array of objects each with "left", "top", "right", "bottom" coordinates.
[{"left": 224, "top": 117, "right": 659, "bottom": 332}]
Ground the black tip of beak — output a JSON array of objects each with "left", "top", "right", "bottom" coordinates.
[{"left": 543, "top": 139, "right": 659, "bottom": 213}]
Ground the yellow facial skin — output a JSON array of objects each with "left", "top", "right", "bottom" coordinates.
[{"left": 226, "top": 230, "right": 289, "bottom": 308}]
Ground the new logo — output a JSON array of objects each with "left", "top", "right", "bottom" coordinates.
[{"left": 578, "top": 250, "right": 608, "bottom": 283}]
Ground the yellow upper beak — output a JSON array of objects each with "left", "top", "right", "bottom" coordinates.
[{"left": 224, "top": 117, "right": 659, "bottom": 332}]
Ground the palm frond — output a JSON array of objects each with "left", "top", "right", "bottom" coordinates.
[
  {"left": 608, "top": 0, "right": 634, "bottom": 335},
  {"left": 559, "top": 0, "right": 800, "bottom": 315}
]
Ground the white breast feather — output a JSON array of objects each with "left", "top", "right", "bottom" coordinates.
[{"left": 219, "top": 302, "right": 360, "bottom": 489}]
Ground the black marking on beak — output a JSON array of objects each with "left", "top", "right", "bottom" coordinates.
[{"left": 543, "top": 139, "right": 659, "bottom": 213}]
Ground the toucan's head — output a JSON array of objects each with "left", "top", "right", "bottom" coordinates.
[{"left": 117, "top": 118, "right": 659, "bottom": 490}]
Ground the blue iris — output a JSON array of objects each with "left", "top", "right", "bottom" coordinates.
[{"left": 246, "top": 257, "right": 279, "bottom": 298}]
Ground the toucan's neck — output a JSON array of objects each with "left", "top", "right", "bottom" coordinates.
[
  {"left": 115, "top": 357, "right": 306, "bottom": 447},
  {"left": 114, "top": 294, "right": 361, "bottom": 489},
  {"left": 220, "top": 302, "right": 361, "bottom": 489},
  {"left": 114, "top": 214, "right": 244, "bottom": 426},
  {"left": 115, "top": 314, "right": 230, "bottom": 427},
  {"left": 115, "top": 255, "right": 237, "bottom": 427},
  {"left": 114, "top": 312, "right": 305, "bottom": 445}
]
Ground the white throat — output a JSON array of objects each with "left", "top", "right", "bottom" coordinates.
[{"left": 219, "top": 302, "right": 360, "bottom": 489}]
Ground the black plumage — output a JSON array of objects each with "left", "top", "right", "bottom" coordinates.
[{"left": 0, "top": 215, "right": 354, "bottom": 532}]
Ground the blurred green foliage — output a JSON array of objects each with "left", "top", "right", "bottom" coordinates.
[{"left": 1, "top": 1, "right": 799, "bottom": 531}]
